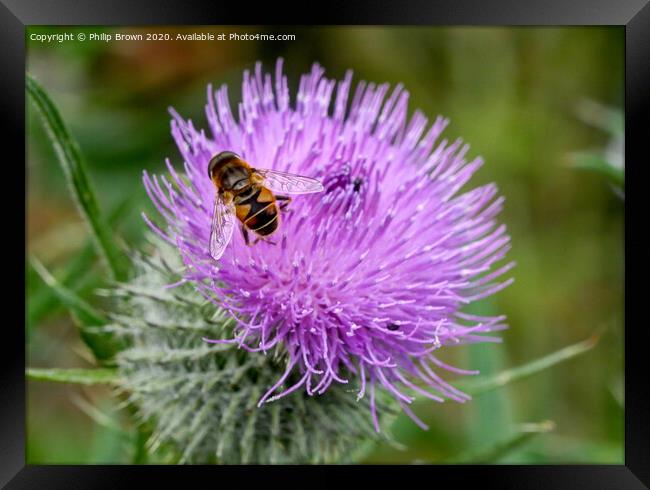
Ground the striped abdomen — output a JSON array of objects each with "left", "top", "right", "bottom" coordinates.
[{"left": 234, "top": 186, "right": 279, "bottom": 236}]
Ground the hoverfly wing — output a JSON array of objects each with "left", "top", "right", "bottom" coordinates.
[
  {"left": 209, "top": 194, "right": 236, "bottom": 260},
  {"left": 255, "top": 168, "right": 324, "bottom": 195}
]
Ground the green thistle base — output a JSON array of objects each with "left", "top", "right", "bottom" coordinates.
[{"left": 104, "top": 240, "right": 397, "bottom": 464}]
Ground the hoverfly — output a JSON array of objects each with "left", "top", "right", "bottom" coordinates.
[{"left": 207, "top": 151, "right": 324, "bottom": 260}]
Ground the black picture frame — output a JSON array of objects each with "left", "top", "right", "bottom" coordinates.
[{"left": 4, "top": 1, "right": 648, "bottom": 487}]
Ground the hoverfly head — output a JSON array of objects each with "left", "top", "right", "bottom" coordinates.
[{"left": 208, "top": 151, "right": 242, "bottom": 179}]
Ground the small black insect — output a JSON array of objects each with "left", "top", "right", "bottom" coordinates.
[
  {"left": 387, "top": 323, "right": 400, "bottom": 331},
  {"left": 353, "top": 177, "right": 363, "bottom": 193}
]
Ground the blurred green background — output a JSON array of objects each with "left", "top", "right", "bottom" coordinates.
[{"left": 26, "top": 26, "right": 624, "bottom": 464}]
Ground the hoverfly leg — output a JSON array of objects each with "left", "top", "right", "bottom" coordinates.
[
  {"left": 276, "top": 195, "right": 292, "bottom": 212},
  {"left": 241, "top": 225, "right": 251, "bottom": 246},
  {"left": 252, "top": 236, "right": 277, "bottom": 246}
]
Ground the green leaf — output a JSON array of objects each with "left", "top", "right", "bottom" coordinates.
[
  {"left": 606, "top": 111, "right": 624, "bottom": 138},
  {"left": 26, "top": 74, "right": 128, "bottom": 281},
  {"left": 569, "top": 151, "right": 624, "bottom": 188},
  {"left": 456, "top": 332, "right": 600, "bottom": 396},
  {"left": 453, "top": 420, "right": 556, "bottom": 463},
  {"left": 27, "top": 367, "right": 120, "bottom": 385},
  {"left": 132, "top": 425, "right": 153, "bottom": 465},
  {"left": 463, "top": 301, "right": 515, "bottom": 453},
  {"left": 70, "top": 393, "right": 125, "bottom": 434},
  {"left": 27, "top": 198, "right": 134, "bottom": 335},
  {"left": 540, "top": 433, "right": 623, "bottom": 463},
  {"left": 27, "top": 243, "right": 97, "bottom": 331},
  {"left": 575, "top": 98, "right": 623, "bottom": 137},
  {"left": 28, "top": 256, "right": 125, "bottom": 361},
  {"left": 28, "top": 256, "right": 108, "bottom": 327}
]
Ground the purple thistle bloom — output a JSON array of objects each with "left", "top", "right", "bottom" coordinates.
[{"left": 143, "top": 59, "right": 514, "bottom": 431}]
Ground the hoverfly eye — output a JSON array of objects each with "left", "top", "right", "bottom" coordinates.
[{"left": 208, "top": 158, "right": 218, "bottom": 178}]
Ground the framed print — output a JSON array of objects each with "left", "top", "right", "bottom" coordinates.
[{"left": 3, "top": 0, "right": 648, "bottom": 487}]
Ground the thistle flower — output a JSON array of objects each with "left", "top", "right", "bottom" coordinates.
[{"left": 144, "top": 59, "right": 514, "bottom": 431}]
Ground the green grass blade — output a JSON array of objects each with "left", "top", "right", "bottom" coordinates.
[
  {"left": 26, "top": 74, "right": 128, "bottom": 281},
  {"left": 27, "top": 367, "right": 119, "bottom": 385},
  {"left": 456, "top": 333, "right": 600, "bottom": 396}
]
